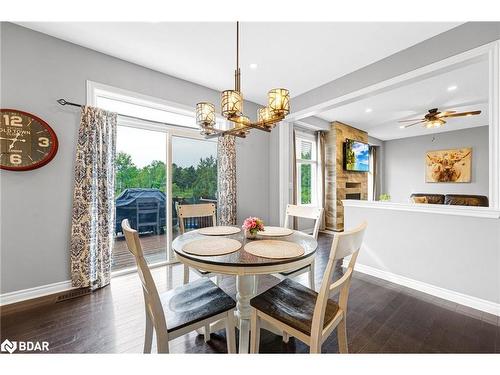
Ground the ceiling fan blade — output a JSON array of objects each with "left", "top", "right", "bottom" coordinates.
[
  {"left": 441, "top": 110, "right": 482, "bottom": 118},
  {"left": 436, "top": 111, "right": 456, "bottom": 117},
  {"left": 398, "top": 118, "right": 425, "bottom": 122},
  {"left": 401, "top": 121, "right": 425, "bottom": 128}
]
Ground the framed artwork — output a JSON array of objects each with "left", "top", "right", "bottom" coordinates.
[{"left": 425, "top": 147, "right": 472, "bottom": 183}]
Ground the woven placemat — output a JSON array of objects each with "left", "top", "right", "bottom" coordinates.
[
  {"left": 259, "top": 226, "right": 293, "bottom": 237},
  {"left": 244, "top": 240, "right": 304, "bottom": 259},
  {"left": 182, "top": 238, "right": 242, "bottom": 256},
  {"left": 198, "top": 226, "right": 241, "bottom": 236}
]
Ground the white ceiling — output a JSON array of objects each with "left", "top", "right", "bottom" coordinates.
[
  {"left": 317, "top": 59, "right": 489, "bottom": 140},
  {"left": 17, "top": 22, "right": 461, "bottom": 105}
]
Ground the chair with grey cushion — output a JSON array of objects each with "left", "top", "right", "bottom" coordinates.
[
  {"left": 121, "top": 219, "right": 236, "bottom": 353},
  {"left": 250, "top": 221, "right": 367, "bottom": 354}
]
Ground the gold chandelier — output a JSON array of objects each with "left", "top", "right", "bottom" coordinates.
[{"left": 196, "top": 22, "right": 290, "bottom": 138}]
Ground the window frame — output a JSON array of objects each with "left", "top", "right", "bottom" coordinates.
[{"left": 295, "top": 130, "right": 318, "bottom": 207}]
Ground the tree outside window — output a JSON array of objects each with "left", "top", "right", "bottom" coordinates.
[{"left": 295, "top": 132, "right": 317, "bottom": 206}]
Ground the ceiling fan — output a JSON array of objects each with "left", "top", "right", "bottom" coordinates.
[{"left": 398, "top": 108, "right": 482, "bottom": 129}]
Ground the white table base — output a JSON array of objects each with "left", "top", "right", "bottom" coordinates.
[
  {"left": 204, "top": 275, "right": 283, "bottom": 353},
  {"left": 236, "top": 274, "right": 256, "bottom": 353}
]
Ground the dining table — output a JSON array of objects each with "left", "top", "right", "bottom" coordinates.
[{"left": 172, "top": 227, "right": 318, "bottom": 353}]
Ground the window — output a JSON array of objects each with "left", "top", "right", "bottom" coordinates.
[
  {"left": 295, "top": 131, "right": 317, "bottom": 206},
  {"left": 88, "top": 81, "right": 218, "bottom": 272}
]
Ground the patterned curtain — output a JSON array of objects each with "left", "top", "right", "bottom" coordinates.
[
  {"left": 217, "top": 135, "right": 237, "bottom": 225},
  {"left": 70, "top": 106, "right": 117, "bottom": 289}
]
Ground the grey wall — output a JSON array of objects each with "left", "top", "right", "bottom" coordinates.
[
  {"left": 383, "top": 126, "right": 489, "bottom": 203},
  {"left": 0, "top": 23, "right": 270, "bottom": 294},
  {"left": 268, "top": 129, "right": 281, "bottom": 226},
  {"left": 345, "top": 204, "right": 500, "bottom": 305}
]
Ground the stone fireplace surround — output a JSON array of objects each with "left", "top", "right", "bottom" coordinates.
[{"left": 325, "top": 121, "right": 368, "bottom": 231}]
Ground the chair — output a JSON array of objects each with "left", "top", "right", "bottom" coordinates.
[
  {"left": 275, "top": 204, "right": 324, "bottom": 290},
  {"left": 176, "top": 203, "right": 222, "bottom": 285},
  {"left": 250, "top": 221, "right": 367, "bottom": 354},
  {"left": 136, "top": 198, "right": 161, "bottom": 234},
  {"left": 121, "top": 219, "right": 236, "bottom": 353}
]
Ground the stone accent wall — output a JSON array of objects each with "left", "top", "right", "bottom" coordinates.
[{"left": 325, "top": 121, "right": 368, "bottom": 231}]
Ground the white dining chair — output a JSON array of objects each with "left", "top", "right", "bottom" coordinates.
[
  {"left": 177, "top": 203, "right": 222, "bottom": 286},
  {"left": 122, "top": 219, "right": 237, "bottom": 353},
  {"left": 250, "top": 221, "right": 367, "bottom": 354},
  {"left": 274, "top": 204, "right": 324, "bottom": 290}
]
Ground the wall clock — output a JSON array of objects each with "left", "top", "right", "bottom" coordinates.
[{"left": 0, "top": 109, "right": 58, "bottom": 171}]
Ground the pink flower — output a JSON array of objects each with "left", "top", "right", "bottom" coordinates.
[{"left": 242, "top": 216, "right": 265, "bottom": 234}]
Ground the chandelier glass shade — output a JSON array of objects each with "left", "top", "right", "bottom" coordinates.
[
  {"left": 196, "top": 102, "right": 216, "bottom": 128},
  {"left": 268, "top": 88, "right": 290, "bottom": 117},
  {"left": 258, "top": 106, "right": 274, "bottom": 123},
  {"left": 425, "top": 118, "right": 446, "bottom": 128},
  {"left": 221, "top": 90, "right": 243, "bottom": 118},
  {"left": 195, "top": 22, "right": 290, "bottom": 138}
]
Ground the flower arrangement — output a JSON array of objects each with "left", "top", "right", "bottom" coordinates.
[{"left": 242, "top": 217, "right": 264, "bottom": 239}]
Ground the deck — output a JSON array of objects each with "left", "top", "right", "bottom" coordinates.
[{"left": 113, "top": 232, "right": 175, "bottom": 271}]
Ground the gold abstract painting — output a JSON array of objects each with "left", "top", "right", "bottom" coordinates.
[{"left": 425, "top": 148, "right": 472, "bottom": 183}]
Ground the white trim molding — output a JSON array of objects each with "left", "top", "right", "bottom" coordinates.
[
  {"left": 0, "top": 280, "right": 74, "bottom": 306},
  {"left": 488, "top": 41, "right": 500, "bottom": 210},
  {"left": 342, "top": 260, "right": 500, "bottom": 317},
  {"left": 342, "top": 200, "right": 500, "bottom": 219},
  {"left": 278, "top": 121, "right": 291, "bottom": 226},
  {"left": 86, "top": 80, "right": 195, "bottom": 116}
]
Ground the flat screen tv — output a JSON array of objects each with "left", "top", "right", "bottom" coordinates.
[{"left": 344, "top": 139, "right": 370, "bottom": 172}]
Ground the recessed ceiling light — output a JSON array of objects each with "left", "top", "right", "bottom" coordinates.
[
  {"left": 399, "top": 125, "right": 405, "bottom": 129},
  {"left": 447, "top": 85, "right": 458, "bottom": 91},
  {"left": 365, "top": 108, "right": 373, "bottom": 113},
  {"left": 249, "top": 63, "right": 258, "bottom": 70}
]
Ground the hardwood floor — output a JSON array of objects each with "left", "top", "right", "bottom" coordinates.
[{"left": 1, "top": 233, "right": 499, "bottom": 353}]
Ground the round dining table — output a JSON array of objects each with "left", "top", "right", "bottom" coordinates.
[{"left": 172, "top": 228, "right": 318, "bottom": 353}]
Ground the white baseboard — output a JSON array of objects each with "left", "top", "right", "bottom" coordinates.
[
  {"left": 343, "top": 259, "right": 500, "bottom": 317},
  {"left": 0, "top": 280, "right": 74, "bottom": 306}
]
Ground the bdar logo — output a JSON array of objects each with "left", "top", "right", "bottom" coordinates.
[{"left": 1, "top": 339, "right": 17, "bottom": 354}]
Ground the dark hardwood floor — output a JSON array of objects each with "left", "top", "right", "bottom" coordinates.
[{"left": 1, "top": 233, "right": 499, "bottom": 353}]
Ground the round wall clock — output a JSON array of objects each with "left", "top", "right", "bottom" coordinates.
[{"left": 0, "top": 109, "right": 58, "bottom": 171}]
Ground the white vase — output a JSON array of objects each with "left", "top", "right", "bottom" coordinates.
[{"left": 245, "top": 229, "right": 257, "bottom": 240}]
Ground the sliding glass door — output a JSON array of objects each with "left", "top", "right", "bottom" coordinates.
[
  {"left": 111, "top": 123, "right": 218, "bottom": 271},
  {"left": 91, "top": 83, "right": 220, "bottom": 272},
  {"left": 171, "top": 136, "right": 217, "bottom": 242},
  {"left": 113, "top": 125, "right": 168, "bottom": 271}
]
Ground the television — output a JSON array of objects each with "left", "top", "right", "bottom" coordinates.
[{"left": 344, "top": 139, "right": 370, "bottom": 172}]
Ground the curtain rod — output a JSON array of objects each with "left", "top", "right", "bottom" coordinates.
[
  {"left": 56, "top": 99, "right": 244, "bottom": 138},
  {"left": 57, "top": 98, "right": 186, "bottom": 128}
]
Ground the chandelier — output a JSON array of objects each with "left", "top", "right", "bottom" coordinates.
[{"left": 196, "top": 22, "right": 290, "bottom": 138}]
